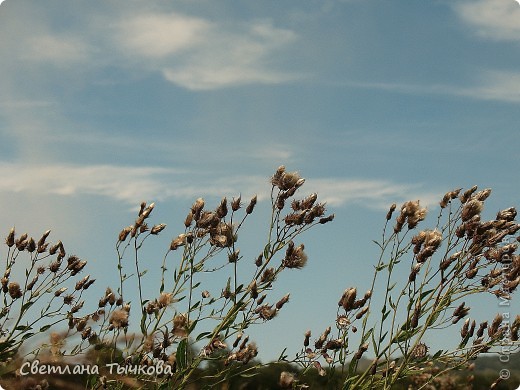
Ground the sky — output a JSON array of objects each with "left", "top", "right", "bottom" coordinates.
[{"left": 0, "top": 0, "right": 519, "bottom": 365}]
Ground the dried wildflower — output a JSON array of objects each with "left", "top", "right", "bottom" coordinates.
[
  {"left": 440, "top": 189, "right": 461, "bottom": 208},
  {"left": 488, "top": 313, "right": 503, "bottom": 338},
  {"left": 319, "top": 214, "right": 335, "bottom": 224},
  {"left": 511, "top": 315, "right": 520, "bottom": 341},
  {"left": 8, "top": 282, "right": 22, "bottom": 299},
  {"left": 276, "top": 294, "right": 290, "bottom": 310},
  {"left": 231, "top": 195, "right": 241, "bottom": 211},
  {"left": 146, "top": 301, "right": 159, "bottom": 315},
  {"left": 459, "top": 185, "right": 478, "bottom": 203},
  {"left": 191, "top": 198, "right": 205, "bottom": 219},
  {"left": 314, "top": 361, "right": 327, "bottom": 377},
  {"left": 216, "top": 197, "right": 228, "bottom": 218},
  {"left": 452, "top": 302, "right": 470, "bottom": 323},
  {"left": 409, "top": 263, "right": 421, "bottom": 281},
  {"left": 336, "top": 315, "right": 350, "bottom": 329},
  {"left": 354, "top": 343, "right": 369, "bottom": 360},
  {"left": 325, "top": 338, "right": 344, "bottom": 351},
  {"left": 279, "top": 371, "right": 296, "bottom": 388},
  {"left": 411, "top": 302, "right": 421, "bottom": 329},
  {"left": 54, "top": 287, "right": 67, "bottom": 297},
  {"left": 315, "top": 326, "right": 331, "bottom": 349},
  {"left": 386, "top": 203, "right": 397, "bottom": 220},
  {"left": 26, "top": 276, "right": 38, "bottom": 291},
  {"left": 157, "top": 292, "right": 174, "bottom": 308},
  {"left": 170, "top": 234, "right": 187, "bottom": 250},
  {"left": 173, "top": 313, "right": 188, "bottom": 338},
  {"left": 496, "top": 207, "right": 517, "bottom": 222},
  {"left": 63, "top": 294, "right": 74, "bottom": 305},
  {"left": 210, "top": 222, "right": 234, "bottom": 248},
  {"left": 271, "top": 167, "right": 303, "bottom": 191},
  {"left": 71, "top": 301, "right": 84, "bottom": 314},
  {"left": 256, "top": 304, "right": 277, "bottom": 321},
  {"left": 411, "top": 342, "right": 429, "bottom": 359},
  {"left": 356, "top": 306, "right": 369, "bottom": 320},
  {"left": 260, "top": 267, "right": 276, "bottom": 284},
  {"left": 395, "top": 200, "right": 427, "bottom": 231},
  {"left": 5, "top": 227, "right": 15, "bottom": 247},
  {"left": 150, "top": 223, "right": 167, "bottom": 235},
  {"left": 109, "top": 309, "right": 129, "bottom": 329},
  {"left": 249, "top": 280, "right": 258, "bottom": 299},
  {"left": 75, "top": 275, "right": 90, "bottom": 290},
  {"left": 303, "top": 330, "right": 311, "bottom": 347},
  {"left": 339, "top": 287, "right": 357, "bottom": 312},
  {"left": 282, "top": 242, "right": 308, "bottom": 269},
  {"left": 461, "top": 199, "right": 483, "bottom": 222},
  {"left": 26, "top": 237, "right": 36, "bottom": 252},
  {"left": 246, "top": 195, "right": 257, "bottom": 214}
]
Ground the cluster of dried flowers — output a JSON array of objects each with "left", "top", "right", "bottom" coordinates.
[
  {"left": 286, "top": 184, "right": 519, "bottom": 389},
  {"left": 47, "top": 165, "right": 332, "bottom": 389},
  {"left": 0, "top": 228, "right": 95, "bottom": 365}
]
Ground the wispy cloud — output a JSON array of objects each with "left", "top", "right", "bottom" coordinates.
[
  {"left": 0, "top": 162, "right": 441, "bottom": 210},
  {"left": 22, "top": 34, "right": 90, "bottom": 64},
  {"left": 114, "top": 12, "right": 211, "bottom": 58},
  {"left": 305, "top": 178, "right": 441, "bottom": 209},
  {"left": 454, "top": 0, "right": 520, "bottom": 42},
  {"left": 113, "top": 13, "right": 301, "bottom": 90},
  {"left": 349, "top": 69, "right": 520, "bottom": 104}
]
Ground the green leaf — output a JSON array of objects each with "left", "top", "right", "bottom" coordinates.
[
  {"left": 20, "top": 301, "right": 34, "bottom": 316},
  {"left": 420, "top": 289, "right": 434, "bottom": 301},
  {"left": 263, "top": 243, "right": 271, "bottom": 259},
  {"left": 21, "top": 332, "right": 35, "bottom": 341},
  {"left": 176, "top": 339, "right": 188, "bottom": 371},
  {"left": 195, "top": 332, "right": 212, "bottom": 342},
  {"left": 39, "top": 325, "right": 52, "bottom": 332},
  {"left": 15, "top": 325, "right": 32, "bottom": 331},
  {"left": 362, "top": 328, "right": 373, "bottom": 344}
]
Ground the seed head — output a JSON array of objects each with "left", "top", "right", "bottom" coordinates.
[
  {"left": 8, "top": 282, "right": 22, "bottom": 299},
  {"left": 276, "top": 294, "right": 290, "bottom": 310},
  {"left": 496, "top": 207, "right": 517, "bottom": 222},
  {"left": 246, "top": 195, "right": 257, "bottom": 214},
  {"left": 5, "top": 227, "right": 15, "bottom": 247},
  {"left": 282, "top": 242, "right": 308, "bottom": 269},
  {"left": 462, "top": 199, "right": 484, "bottom": 222},
  {"left": 151, "top": 223, "right": 167, "bottom": 235},
  {"left": 110, "top": 309, "right": 129, "bottom": 329},
  {"left": 279, "top": 371, "right": 296, "bottom": 388}
]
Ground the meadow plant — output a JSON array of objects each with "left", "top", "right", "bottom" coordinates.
[
  {"left": 0, "top": 228, "right": 94, "bottom": 365},
  {"left": 1, "top": 166, "right": 334, "bottom": 389},
  {"left": 286, "top": 186, "right": 520, "bottom": 389},
  {"left": 1, "top": 166, "right": 519, "bottom": 390}
]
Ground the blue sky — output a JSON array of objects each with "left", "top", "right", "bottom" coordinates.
[{"left": 1, "top": 0, "right": 519, "bottom": 363}]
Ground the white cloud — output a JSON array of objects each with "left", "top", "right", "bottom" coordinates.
[
  {"left": 114, "top": 12, "right": 211, "bottom": 58},
  {"left": 349, "top": 69, "right": 520, "bottom": 104},
  {"left": 305, "top": 178, "right": 441, "bottom": 209},
  {"left": 22, "top": 34, "right": 90, "bottom": 64},
  {"left": 0, "top": 162, "right": 441, "bottom": 211},
  {"left": 113, "top": 13, "right": 300, "bottom": 90},
  {"left": 467, "top": 70, "right": 520, "bottom": 102},
  {"left": 455, "top": 0, "right": 520, "bottom": 41}
]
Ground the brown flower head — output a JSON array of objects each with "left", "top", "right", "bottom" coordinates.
[
  {"left": 8, "top": 282, "right": 22, "bottom": 299},
  {"left": 282, "top": 242, "right": 308, "bottom": 269},
  {"left": 109, "top": 309, "right": 129, "bottom": 329}
]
